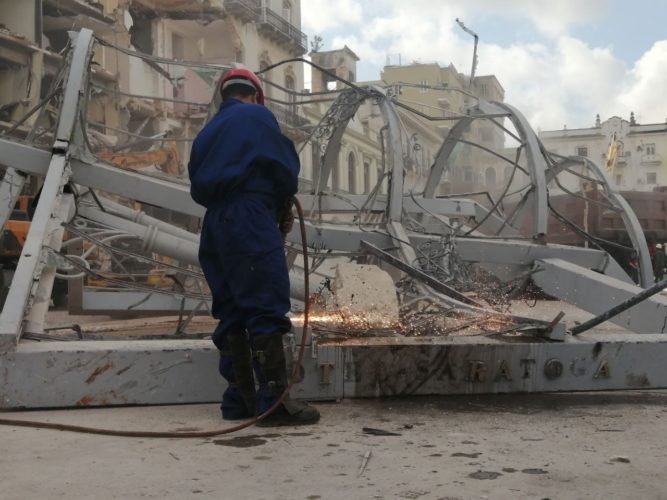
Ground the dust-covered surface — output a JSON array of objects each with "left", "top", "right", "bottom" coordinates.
[
  {"left": 1, "top": 392, "right": 667, "bottom": 499},
  {"left": 43, "top": 310, "right": 218, "bottom": 339}
]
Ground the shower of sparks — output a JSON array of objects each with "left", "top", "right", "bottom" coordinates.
[{"left": 292, "top": 305, "right": 522, "bottom": 339}]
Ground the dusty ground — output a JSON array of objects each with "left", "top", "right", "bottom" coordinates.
[
  {"left": 8, "top": 302, "right": 661, "bottom": 498},
  {"left": 1, "top": 392, "right": 667, "bottom": 499}
]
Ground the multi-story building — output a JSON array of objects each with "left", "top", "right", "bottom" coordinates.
[
  {"left": 303, "top": 51, "right": 506, "bottom": 197},
  {"left": 539, "top": 114, "right": 667, "bottom": 191},
  {"left": 380, "top": 63, "right": 505, "bottom": 195},
  {"left": 0, "top": 0, "right": 308, "bottom": 165}
]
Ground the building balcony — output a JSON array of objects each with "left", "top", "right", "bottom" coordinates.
[
  {"left": 266, "top": 101, "right": 310, "bottom": 130},
  {"left": 42, "top": 0, "right": 115, "bottom": 24},
  {"left": 641, "top": 153, "right": 662, "bottom": 166},
  {"left": 130, "top": 0, "right": 225, "bottom": 20},
  {"left": 257, "top": 7, "right": 307, "bottom": 55},
  {"left": 223, "top": 0, "right": 261, "bottom": 23}
]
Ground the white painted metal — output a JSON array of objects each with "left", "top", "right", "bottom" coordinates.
[
  {"left": 0, "top": 29, "right": 95, "bottom": 347},
  {"left": 0, "top": 168, "right": 27, "bottom": 231},
  {"left": 3, "top": 331, "right": 667, "bottom": 408},
  {"left": 533, "top": 258, "right": 667, "bottom": 333},
  {"left": 23, "top": 195, "right": 75, "bottom": 334},
  {"left": 77, "top": 206, "right": 200, "bottom": 266},
  {"left": 0, "top": 156, "right": 70, "bottom": 346}
]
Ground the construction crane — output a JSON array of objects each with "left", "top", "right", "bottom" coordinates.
[{"left": 606, "top": 132, "right": 621, "bottom": 178}]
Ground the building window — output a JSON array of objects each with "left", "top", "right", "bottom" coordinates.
[
  {"left": 259, "top": 59, "right": 272, "bottom": 98},
  {"left": 419, "top": 80, "right": 429, "bottom": 93},
  {"left": 363, "top": 161, "right": 371, "bottom": 193},
  {"left": 647, "top": 172, "right": 657, "bottom": 184},
  {"left": 485, "top": 167, "right": 496, "bottom": 186},
  {"left": 285, "top": 74, "right": 296, "bottom": 119},
  {"left": 478, "top": 83, "right": 488, "bottom": 97},
  {"left": 463, "top": 167, "right": 473, "bottom": 183},
  {"left": 480, "top": 127, "right": 493, "bottom": 142},
  {"left": 576, "top": 146, "right": 588, "bottom": 157},
  {"left": 615, "top": 174, "right": 622, "bottom": 185},
  {"left": 332, "top": 163, "right": 339, "bottom": 190},
  {"left": 348, "top": 152, "right": 357, "bottom": 194},
  {"left": 171, "top": 33, "right": 184, "bottom": 60},
  {"left": 646, "top": 143, "right": 656, "bottom": 155}
]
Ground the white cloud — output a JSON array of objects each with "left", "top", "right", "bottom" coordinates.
[
  {"left": 617, "top": 41, "right": 667, "bottom": 124},
  {"left": 479, "top": 37, "right": 630, "bottom": 130},
  {"left": 300, "top": 0, "right": 363, "bottom": 34},
  {"left": 301, "top": 0, "right": 667, "bottom": 130},
  {"left": 470, "top": 0, "right": 604, "bottom": 37}
]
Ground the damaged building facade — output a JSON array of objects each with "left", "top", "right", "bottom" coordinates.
[
  {"left": 0, "top": 0, "right": 506, "bottom": 209},
  {"left": 0, "top": 0, "right": 308, "bottom": 175},
  {"left": 302, "top": 46, "right": 506, "bottom": 197}
]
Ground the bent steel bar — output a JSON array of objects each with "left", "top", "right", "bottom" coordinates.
[
  {"left": 313, "top": 89, "right": 365, "bottom": 197},
  {"left": 533, "top": 258, "right": 667, "bottom": 333},
  {"left": 375, "top": 87, "right": 406, "bottom": 221},
  {"left": 547, "top": 156, "right": 652, "bottom": 288},
  {"left": 493, "top": 101, "right": 549, "bottom": 238}
]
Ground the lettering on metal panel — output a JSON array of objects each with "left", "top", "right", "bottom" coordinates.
[
  {"left": 594, "top": 359, "right": 611, "bottom": 379},
  {"left": 520, "top": 358, "right": 536, "bottom": 379},
  {"left": 544, "top": 358, "right": 564, "bottom": 380},
  {"left": 465, "top": 360, "right": 487, "bottom": 382},
  {"left": 349, "top": 347, "right": 622, "bottom": 397},
  {"left": 319, "top": 363, "right": 335, "bottom": 385},
  {"left": 494, "top": 360, "right": 512, "bottom": 382}
]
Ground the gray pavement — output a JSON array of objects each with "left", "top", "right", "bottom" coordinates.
[{"left": 1, "top": 392, "right": 667, "bottom": 499}]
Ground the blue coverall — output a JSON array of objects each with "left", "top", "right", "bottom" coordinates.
[{"left": 188, "top": 98, "right": 300, "bottom": 415}]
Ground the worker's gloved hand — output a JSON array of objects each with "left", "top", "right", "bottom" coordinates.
[{"left": 279, "top": 207, "right": 295, "bottom": 239}]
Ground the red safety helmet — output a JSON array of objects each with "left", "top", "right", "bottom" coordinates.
[{"left": 220, "top": 68, "right": 265, "bottom": 105}]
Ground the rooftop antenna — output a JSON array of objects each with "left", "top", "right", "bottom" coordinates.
[{"left": 456, "top": 18, "right": 478, "bottom": 91}]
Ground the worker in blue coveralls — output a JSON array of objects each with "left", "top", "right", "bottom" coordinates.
[{"left": 188, "top": 68, "right": 319, "bottom": 426}]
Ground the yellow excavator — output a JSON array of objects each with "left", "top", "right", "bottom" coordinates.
[{"left": 0, "top": 195, "right": 32, "bottom": 265}]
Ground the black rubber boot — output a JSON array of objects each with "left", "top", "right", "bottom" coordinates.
[
  {"left": 227, "top": 333, "right": 256, "bottom": 418},
  {"left": 253, "top": 332, "right": 320, "bottom": 427}
]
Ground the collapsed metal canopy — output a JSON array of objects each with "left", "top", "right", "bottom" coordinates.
[{"left": 0, "top": 30, "right": 666, "bottom": 409}]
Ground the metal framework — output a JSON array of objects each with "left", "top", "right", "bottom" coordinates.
[{"left": 0, "top": 31, "right": 665, "bottom": 408}]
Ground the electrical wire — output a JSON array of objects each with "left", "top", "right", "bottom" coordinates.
[
  {"left": 0, "top": 197, "right": 312, "bottom": 438},
  {"left": 463, "top": 148, "right": 522, "bottom": 236},
  {"left": 94, "top": 36, "right": 231, "bottom": 71},
  {"left": 62, "top": 222, "right": 205, "bottom": 280},
  {"left": 255, "top": 57, "right": 374, "bottom": 97}
]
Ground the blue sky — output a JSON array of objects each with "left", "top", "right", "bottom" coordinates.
[{"left": 302, "top": 0, "right": 667, "bottom": 130}]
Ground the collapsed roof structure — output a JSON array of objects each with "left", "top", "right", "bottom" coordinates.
[{"left": 1, "top": 29, "right": 666, "bottom": 408}]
